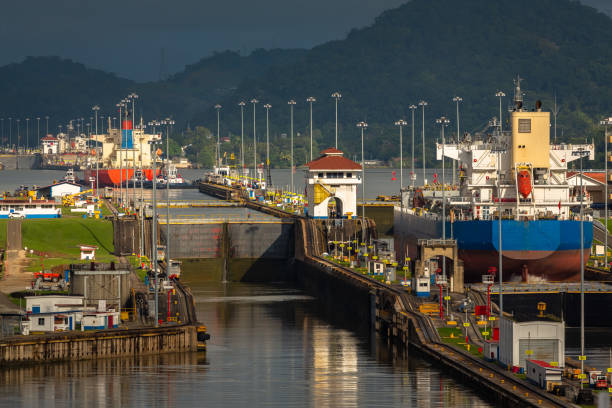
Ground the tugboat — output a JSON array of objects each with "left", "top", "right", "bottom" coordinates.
[{"left": 394, "top": 77, "right": 594, "bottom": 282}]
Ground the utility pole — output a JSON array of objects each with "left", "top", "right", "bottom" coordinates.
[
  {"left": 251, "top": 99, "right": 259, "bottom": 181},
  {"left": 307, "top": 97, "right": 316, "bottom": 161},
  {"left": 395, "top": 119, "right": 407, "bottom": 189},
  {"left": 418, "top": 101, "right": 428, "bottom": 184},
  {"left": 332, "top": 92, "right": 341, "bottom": 149},
  {"left": 288, "top": 100, "right": 296, "bottom": 192},
  {"left": 264, "top": 104, "right": 272, "bottom": 187},
  {"left": 238, "top": 101, "right": 246, "bottom": 175},
  {"left": 452, "top": 96, "right": 463, "bottom": 186},
  {"left": 357, "top": 121, "right": 368, "bottom": 241}
]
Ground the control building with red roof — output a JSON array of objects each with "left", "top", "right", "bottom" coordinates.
[{"left": 304, "top": 148, "right": 362, "bottom": 218}]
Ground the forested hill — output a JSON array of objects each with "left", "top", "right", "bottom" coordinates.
[
  {"left": 190, "top": 0, "right": 612, "bottom": 167},
  {"left": 3, "top": 0, "right": 612, "bottom": 168}
]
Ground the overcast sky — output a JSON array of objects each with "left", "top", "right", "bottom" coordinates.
[
  {"left": 0, "top": 0, "right": 409, "bottom": 81},
  {"left": 0, "top": 0, "right": 607, "bottom": 82}
]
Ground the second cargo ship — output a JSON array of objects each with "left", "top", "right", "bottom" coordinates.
[{"left": 394, "top": 77, "right": 594, "bottom": 282}]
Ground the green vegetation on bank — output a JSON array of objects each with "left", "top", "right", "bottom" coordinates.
[
  {"left": 3, "top": 0, "right": 612, "bottom": 167},
  {"left": 0, "top": 219, "right": 6, "bottom": 248},
  {"left": 21, "top": 218, "right": 116, "bottom": 271}
]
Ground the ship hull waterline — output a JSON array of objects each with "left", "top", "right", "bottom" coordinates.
[
  {"left": 394, "top": 210, "right": 593, "bottom": 282},
  {"left": 83, "top": 169, "right": 158, "bottom": 187}
]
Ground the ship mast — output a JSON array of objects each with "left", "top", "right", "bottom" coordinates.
[{"left": 513, "top": 75, "right": 523, "bottom": 110}]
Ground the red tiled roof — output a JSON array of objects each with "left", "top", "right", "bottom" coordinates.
[
  {"left": 320, "top": 147, "right": 343, "bottom": 155},
  {"left": 41, "top": 136, "right": 58, "bottom": 141},
  {"left": 567, "top": 171, "right": 605, "bottom": 184},
  {"left": 528, "top": 360, "right": 562, "bottom": 369},
  {"left": 305, "top": 155, "right": 362, "bottom": 170}
]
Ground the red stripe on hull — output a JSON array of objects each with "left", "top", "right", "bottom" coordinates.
[
  {"left": 460, "top": 249, "right": 589, "bottom": 282},
  {"left": 84, "top": 169, "right": 158, "bottom": 187}
]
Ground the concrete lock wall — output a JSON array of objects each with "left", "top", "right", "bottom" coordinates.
[
  {"left": 159, "top": 222, "right": 294, "bottom": 260},
  {"left": 159, "top": 224, "right": 223, "bottom": 259},
  {"left": 70, "top": 270, "right": 131, "bottom": 308}
]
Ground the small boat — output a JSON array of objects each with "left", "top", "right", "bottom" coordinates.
[{"left": 62, "top": 168, "right": 77, "bottom": 183}]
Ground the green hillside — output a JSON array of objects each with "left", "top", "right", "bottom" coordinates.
[{"left": 192, "top": 0, "right": 612, "bottom": 168}]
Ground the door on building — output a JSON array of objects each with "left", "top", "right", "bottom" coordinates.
[{"left": 108, "top": 315, "right": 113, "bottom": 328}]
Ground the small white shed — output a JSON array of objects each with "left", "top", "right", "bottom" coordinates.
[
  {"left": 526, "top": 359, "right": 563, "bottom": 390},
  {"left": 498, "top": 316, "right": 565, "bottom": 370},
  {"left": 79, "top": 245, "right": 98, "bottom": 260}
]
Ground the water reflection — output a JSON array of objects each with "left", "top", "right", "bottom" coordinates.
[{"left": 0, "top": 280, "right": 491, "bottom": 407}]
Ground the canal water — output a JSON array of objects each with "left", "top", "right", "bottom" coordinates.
[
  {"left": 0, "top": 169, "right": 610, "bottom": 406},
  {"left": 0, "top": 278, "right": 492, "bottom": 407}
]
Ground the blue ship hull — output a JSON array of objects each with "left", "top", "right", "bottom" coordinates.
[{"left": 394, "top": 210, "right": 593, "bottom": 281}]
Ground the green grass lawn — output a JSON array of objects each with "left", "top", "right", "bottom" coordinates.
[
  {"left": 438, "top": 326, "right": 483, "bottom": 357},
  {"left": 21, "top": 218, "right": 116, "bottom": 271},
  {"left": 0, "top": 219, "right": 6, "bottom": 248}
]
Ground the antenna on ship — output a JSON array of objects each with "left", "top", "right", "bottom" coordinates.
[{"left": 513, "top": 75, "right": 523, "bottom": 110}]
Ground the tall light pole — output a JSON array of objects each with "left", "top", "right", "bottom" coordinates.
[
  {"left": 165, "top": 118, "right": 175, "bottom": 266},
  {"left": 495, "top": 91, "right": 505, "bottom": 130},
  {"left": 395, "top": 119, "right": 407, "bottom": 189},
  {"left": 357, "top": 121, "right": 368, "bottom": 241},
  {"left": 418, "top": 101, "right": 428, "bottom": 184},
  {"left": 452, "top": 96, "right": 463, "bottom": 186},
  {"left": 494, "top": 144, "right": 504, "bottom": 319},
  {"left": 214, "top": 104, "right": 222, "bottom": 168},
  {"left": 149, "top": 138, "right": 162, "bottom": 327},
  {"left": 128, "top": 93, "right": 139, "bottom": 207},
  {"left": 409, "top": 105, "right": 417, "bottom": 188},
  {"left": 25, "top": 118, "right": 29, "bottom": 151},
  {"left": 288, "top": 100, "right": 296, "bottom": 192},
  {"left": 307, "top": 97, "right": 316, "bottom": 161},
  {"left": 601, "top": 117, "right": 612, "bottom": 270},
  {"left": 92, "top": 105, "right": 100, "bottom": 194},
  {"left": 0, "top": 118, "right": 3, "bottom": 149},
  {"left": 332, "top": 92, "right": 341, "bottom": 149},
  {"left": 45, "top": 116, "right": 49, "bottom": 136},
  {"left": 117, "top": 102, "right": 124, "bottom": 207},
  {"left": 553, "top": 94, "right": 560, "bottom": 143},
  {"left": 238, "top": 101, "right": 246, "bottom": 174},
  {"left": 264, "top": 103, "right": 272, "bottom": 187},
  {"left": 251, "top": 99, "right": 259, "bottom": 180},
  {"left": 577, "top": 147, "right": 587, "bottom": 384},
  {"left": 437, "top": 116, "right": 450, "bottom": 319},
  {"left": 36, "top": 117, "right": 40, "bottom": 150},
  {"left": 16, "top": 119, "right": 20, "bottom": 152},
  {"left": 8, "top": 118, "right": 12, "bottom": 150}
]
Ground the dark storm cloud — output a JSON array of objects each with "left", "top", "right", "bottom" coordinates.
[{"left": 0, "top": 0, "right": 408, "bottom": 81}]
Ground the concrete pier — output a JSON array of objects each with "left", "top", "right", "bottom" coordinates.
[{"left": 0, "top": 325, "right": 198, "bottom": 366}]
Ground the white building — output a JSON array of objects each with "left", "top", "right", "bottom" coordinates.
[
  {"left": 304, "top": 148, "right": 362, "bottom": 219},
  {"left": 83, "top": 311, "right": 119, "bottom": 330},
  {"left": 79, "top": 245, "right": 98, "bottom": 260},
  {"left": 25, "top": 295, "right": 84, "bottom": 314},
  {"left": 24, "top": 295, "right": 86, "bottom": 333},
  {"left": 498, "top": 316, "right": 565, "bottom": 370},
  {"left": 525, "top": 359, "right": 563, "bottom": 390},
  {"left": 36, "top": 181, "right": 82, "bottom": 199},
  {"left": 41, "top": 135, "right": 59, "bottom": 154}
]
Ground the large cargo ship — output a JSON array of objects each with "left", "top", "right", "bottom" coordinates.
[
  {"left": 394, "top": 78, "right": 594, "bottom": 282},
  {"left": 83, "top": 117, "right": 160, "bottom": 187}
]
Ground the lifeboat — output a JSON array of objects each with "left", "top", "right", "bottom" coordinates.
[{"left": 517, "top": 169, "right": 532, "bottom": 198}]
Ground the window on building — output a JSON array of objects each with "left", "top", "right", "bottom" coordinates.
[
  {"left": 318, "top": 173, "right": 323, "bottom": 178},
  {"left": 347, "top": 173, "right": 352, "bottom": 178},
  {"left": 518, "top": 119, "right": 531, "bottom": 133},
  {"left": 38, "top": 318, "right": 45, "bottom": 326}
]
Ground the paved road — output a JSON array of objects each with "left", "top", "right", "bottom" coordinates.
[{"left": 6, "top": 219, "right": 21, "bottom": 250}]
